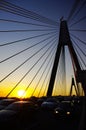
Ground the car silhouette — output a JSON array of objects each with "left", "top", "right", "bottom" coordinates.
[{"left": 0, "top": 100, "right": 38, "bottom": 129}]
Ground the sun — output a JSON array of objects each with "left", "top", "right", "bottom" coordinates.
[{"left": 17, "top": 90, "right": 26, "bottom": 98}]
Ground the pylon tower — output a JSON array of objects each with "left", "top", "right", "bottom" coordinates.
[{"left": 47, "top": 20, "right": 86, "bottom": 97}]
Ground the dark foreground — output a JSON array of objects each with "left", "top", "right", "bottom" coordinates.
[{"left": 0, "top": 96, "right": 86, "bottom": 130}]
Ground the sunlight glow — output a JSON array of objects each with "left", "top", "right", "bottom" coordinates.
[{"left": 17, "top": 90, "right": 26, "bottom": 98}]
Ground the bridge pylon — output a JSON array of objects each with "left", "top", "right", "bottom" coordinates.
[
  {"left": 47, "top": 20, "right": 86, "bottom": 97},
  {"left": 69, "top": 77, "right": 79, "bottom": 96}
]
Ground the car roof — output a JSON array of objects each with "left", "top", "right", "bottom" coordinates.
[{"left": 0, "top": 98, "right": 16, "bottom": 106}]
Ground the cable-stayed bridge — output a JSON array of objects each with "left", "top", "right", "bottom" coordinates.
[
  {"left": 0, "top": 1, "right": 86, "bottom": 130},
  {"left": 0, "top": 0, "right": 86, "bottom": 98}
]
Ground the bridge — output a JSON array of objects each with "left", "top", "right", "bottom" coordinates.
[
  {"left": 0, "top": 0, "right": 86, "bottom": 98},
  {"left": 0, "top": 0, "right": 86, "bottom": 130}
]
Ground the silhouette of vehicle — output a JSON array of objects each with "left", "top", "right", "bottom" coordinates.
[
  {"left": 54, "top": 100, "right": 81, "bottom": 119},
  {"left": 41, "top": 97, "right": 59, "bottom": 111},
  {"left": 0, "top": 98, "right": 16, "bottom": 110},
  {"left": 0, "top": 100, "right": 38, "bottom": 129}
]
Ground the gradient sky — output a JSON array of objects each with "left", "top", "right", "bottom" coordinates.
[
  {"left": 0, "top": 0, "right": 86, "bottom": 98},
  {"left": 6, "top": 0, "right": 74, "bottom": 20}
]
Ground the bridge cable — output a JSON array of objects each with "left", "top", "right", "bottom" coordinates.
[
  {"left": 0, "top": 19, "right": 58, "bottom": 29},
  {"left": 0, "top": 29, "right": 57, "bottom": 33},
  {"left": 0, "top": 31, "right": 57, "bottom": 47},
  {"left": 6, "top": 38, "right": 57, "bottom": 97},
  {"left": 0, "top": 7, "right": 58, "bottom": 27},
  {"left": 53, "top": 47, "right": 66, "bottom": 96},
  {"left": 67, "top": 0, "right": 81, "bottom": 22},
  {"left": 71, "top": 38, "right": 86, "bottom": 57},
  {"left": 0, "top": 0, "right": 58, "bottom": 26},
  {"left": 70, "top": 33, "right": 86, "bottom": 46},
  {"left": 70, "top": 0, "right": 86, "bottom": 23},
  {"left": 0, "top": 33, "right": 57, "bottom": 63},
  {"left": 31, "top": 54, "right": 55, "bottom": 96},
  {"left": 70, "top": 29, "right": 86, "bottom": 32},
  {"left": 69, "top": 16, "right": 86, "bottom": 28},
  {"left": 72, "top": 40, "right": 86, "bottom": 68},
  {"left": 0, "top": 35, "right": 57, "bottom": 83},
  {"left": 37, "top": 47, "right": 56, "bottom": 97},
  {"left": 22, "top": 42, "right": 57, "bottom": 98}
]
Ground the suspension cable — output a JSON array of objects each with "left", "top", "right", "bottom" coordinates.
[
  {"left": 0, "top": 36, "right": 57, "bottom": 83},
  {"left": 73, "top": 43, "right": 86, "bottom": 68},
  {"left": 32, "top": 46, "right": 56, "bottom": 97},
  {"left": 69, "top": 16, "right": 86, "bottom": 28},
  {"left": 67, "top": 0, "right": 81, "bottom": 22},
  {"left": 70, "top": 33, "right": 86, "bottom": 45},
  {"left": 0, "top": 31, "right": 57, "bottom": 47},
  {"left": 0, "top": 33, "right": 57, "bottom": 63},
  {"left": 6, "top": 39, "right": 57, "bottom": 97},
  {"left": 0, "top": 28, "right": 57, "bottom": 33},
  {"left": 70, "top": 29, "right": 86, "bottom": 32},
  {"left": 0, "top": 19, "right": 58, "bottom": 29},
  {"left": 43, "top": 81, "right": 49, "bottom": 96},
  {"left": 22, "top": 42, "right": 57, "bottom": 98},
  {"left": 0, "top": 0, "right": 58, "bottom": 26},
  {"left": 71, "top": 0, "right": 86, "bottom": 22},
  {"left": 71, "top": 37, "right": 86, "bottom": 57}
]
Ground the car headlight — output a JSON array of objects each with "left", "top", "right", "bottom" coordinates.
[
  {"left": 55, "top": 110, "right": 59, "bottom": 114},
  {"left": 67, "top": 111, "right": 70, "bottom": 115}
]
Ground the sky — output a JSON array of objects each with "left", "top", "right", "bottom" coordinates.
[
  {"left": 6, "top": 0, "right": 74, "bottom": 20},
  {"left": 0, "top": 0, "right": 86, "bottom": 98}
]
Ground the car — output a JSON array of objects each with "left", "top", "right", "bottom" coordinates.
[
  {"left": 54, "top": 101, "right": 74, "bottom": 119},
  {"left": 0, "top": 104, "right": 6, "bottom": 110},
  {"left": 41, "top": 98, "right": 58, "bottom": 111},
  {"left": 37, "top": 96, "right": 47, "bottom": 106},
  {"left": 0, "top": 109, "right": 17, "bottom": 130},
  {"left": 5, "top": 100, "right": 38, "bottom": 118},
  {"left": 0, "top": 98, "right": 16, "bottom": 110},
  {"left": 0, "top": 100, "right": 38, "bottom": 129}
]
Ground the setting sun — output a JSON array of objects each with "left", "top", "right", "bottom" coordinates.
[{"left": 17, "top": 90, "right": 26, "bottom": 98}]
